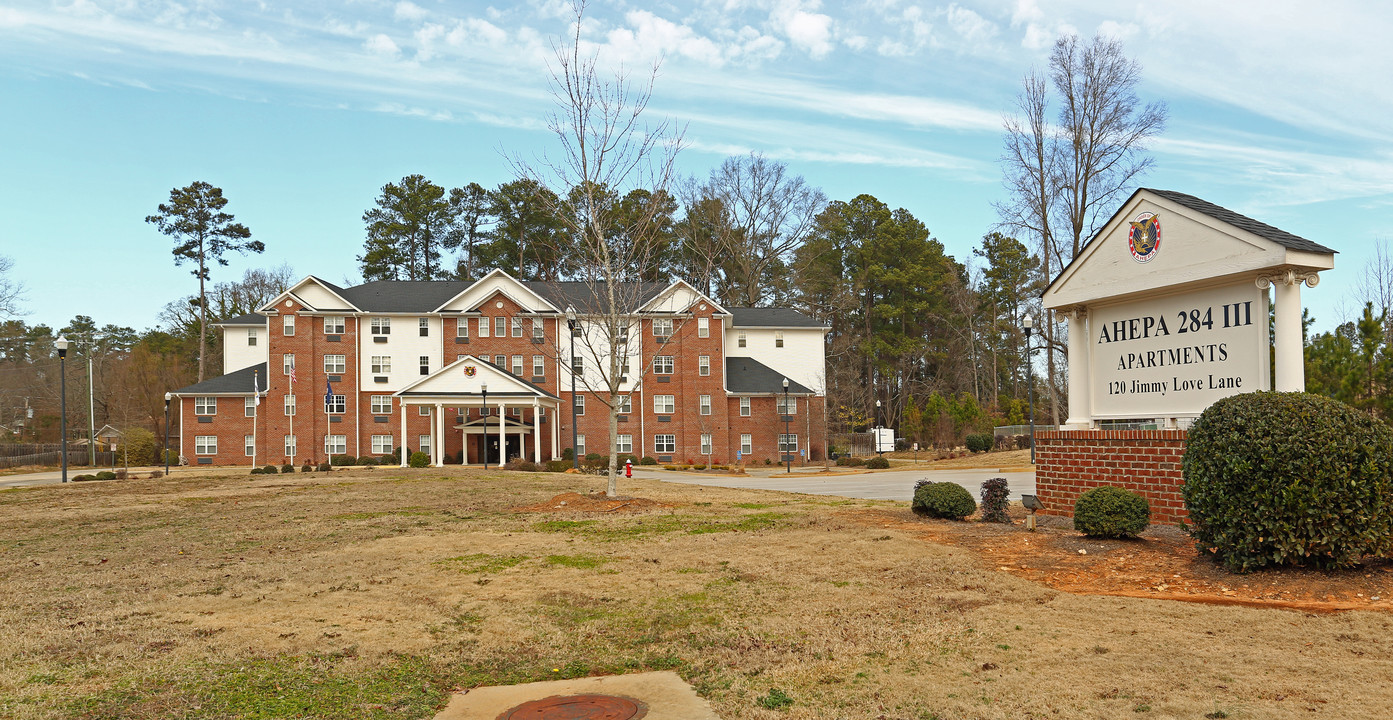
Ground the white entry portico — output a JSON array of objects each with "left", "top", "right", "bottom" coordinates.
[{"left": 394, "top": 355, "right": 563, "bottom": 467}]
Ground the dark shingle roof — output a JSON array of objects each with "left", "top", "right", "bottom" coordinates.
[
  {"left": 173, "top": 363, "right": 266, "bottom": 395},
  {"left": 728, "top": 307, "right": 824, "bottom": 328},
  {"left": 523, "top": 281, "right": 669, "bottom": 313},
  {"left": 725, "top": 357, "right": 813, "bottom": 394},
  {"left": 335, "top": 280, "right": 472, "bottom": 312},
  {"left": 215, "top": 313, "right": 267, "bottom": 326},
  {"left": 1145, "top": 189, "right": 1336, "bottom": 254}
]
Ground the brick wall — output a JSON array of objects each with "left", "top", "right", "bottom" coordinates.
[{"left": 1035, "top": 430, "right": 1189, "bottom": 525}]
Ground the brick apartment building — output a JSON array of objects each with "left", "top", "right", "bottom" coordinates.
[{"left": 170, "top": 270, "right": 828, "bottom": 467}]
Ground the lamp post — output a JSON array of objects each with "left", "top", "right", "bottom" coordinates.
[
  {"left": 782, "top": 377, "right": 791, "bottom": 473},
  {"left": 56, "top": 337, "right": 69, "bottom": 483},
  {"left": 480, "top": 382, "right": 489, "bottom": 470},
  {"left": 875, "top": 399, "right": 883, "bottom": 459},
  {"left": 565, "top": 305, "right": 579, "bottom": 470},
  {"left": 1024, "top": 315, "right": 1036, "bottom": 465},
  {"left": 163, "top": 392, "right": 172, "bottom": 476}
]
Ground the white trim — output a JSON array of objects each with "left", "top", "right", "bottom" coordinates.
[{"left": 432, "top": 268, "right": 560, "bottom": 314}]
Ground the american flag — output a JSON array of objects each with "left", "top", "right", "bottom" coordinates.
[{"left": 288, "top": 364, "right": 297, "bottom": 385}]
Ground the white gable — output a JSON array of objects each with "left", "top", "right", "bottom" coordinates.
[
  {"left": 641, "top": 280, "right": 723, "bottom": 315},
  {"left": 436, "top": 269, "right": 555, "bottom": 313},
  {"left": 394, "top": 355, "right": 555, "bottom": 399},
  {"left": 259, "top": 276, "right": 356, "bottom": 313},
  {"left": 1044, "top": 190, "right": 1334, "bottom": 309}
]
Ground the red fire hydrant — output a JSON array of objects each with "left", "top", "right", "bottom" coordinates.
[{"left": 625, "top": 458, "right": 633, "bottom": 478}]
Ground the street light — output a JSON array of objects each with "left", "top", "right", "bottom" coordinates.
[
  {"left": 782, "top": 377, "right": 791, "bottom": 474},
  {"left": 480, "top": 382, "right": 489, "bottom": 470},
  {"left": 565, "top": 305, "right": 579, "bottom": 470},
  {"left": 163, "top": 392, "right": 172, "bottom": 477},
  {"left": 875, "top": 399, "right": 883, "bottom": 459},
  {"left": 1024, "top": 315, "right": 1036, "bottom": 465},
  {"left": 56, "top": 336, "right": 69, "bottom": 483}
]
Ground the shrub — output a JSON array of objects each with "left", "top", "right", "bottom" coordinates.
[
  {"left": 301, "top": 461, "right": 313, "bottom": 473},
  {"left": 692, "top": 463, "right": 706, "bottom": 470},
  {"left": 94, "top": 470, "right": 116, "bottom": 481},
  {"left": 120, "top": 427, "right": 158, "bottom": 466},
  {"left": 149, "top": 470, "right": 163, "bottom": 479},
  {"left": 865, "top": 456, "right": 890, "bottom": 469},
  {"left": 379, "top": 455, "right": 396, "bottom": 465},
  {"left": 663, "top": 465, "right": 679, "bottom": 471},
  {"left": 585, "top": 452, "right": 603, "bottom": 462},
  {"left": 356, "top": 456, "right": 378, "bottom": 466},
  {"left": 835, "top": 457, "right": 866, "bottom": 467},
  {"left": 640, "top": 456, "right": 658, "bottom": 465},
  {"left": 979, "top": 477, "right": 1010, "bottom": 523},
  {"left": 1183, "top": 391, "right": 1393, "bottom": 571},
  {"left": 912, "top": 482, "right": 976, "bottom": 519},
  {"left": 72, "top": 474, "right": 96, "bottom": 482},
  {"left": 1073, "top": 486, "right": 1149, "bottom": 538},
  {"left": 964, "top": 434, "right": 994, "bottom": 453},
  {"left": 249, "top": 468, "right": 263, "bottom": 475},
  {"left": 331, "top": 455, "right": 356, "bottom": 466},
  {"left": 408, "top": 451, "right": 430, "bottom": 468},
  {"left": 281, "top": 463, "right": 295, "bottom": 474},
  {"left": 316, "top": 462, "right": 330, "bottom": 472},
  {"left": 259, "top": 464, "right": 277, "bottom": 474},
  {"left": 545, "top": 460, "right": 572, "bottom": 473},
  {"left": 515, "top": 460, "right": 540, "bottom": 472}
]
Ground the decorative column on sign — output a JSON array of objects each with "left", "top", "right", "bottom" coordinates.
[
  {"left": 1257, "top": 270, "right": 1319, "bottom": 392},
  {"left": 1064, "top": 308, "right": 1092, "bottom": 429}
]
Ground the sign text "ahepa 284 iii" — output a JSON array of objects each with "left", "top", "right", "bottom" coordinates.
[{"left": 1089, "top": 282, "right": 1270, "bottom": 419}]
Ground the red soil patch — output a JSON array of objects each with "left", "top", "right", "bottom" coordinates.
[
  {"left": 514, "top": 492, "right": 672, "bottom": 514},
  {"left": 851, "top": 506, "right": 1393, "bottom": 613}
]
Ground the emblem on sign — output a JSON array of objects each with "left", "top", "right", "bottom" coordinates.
[
  {"left": 463, "top": 366, "right": 477, "bottom": 377},
  {"left": 1128, "top": 212, "right": 1161, "bottom": 263}
]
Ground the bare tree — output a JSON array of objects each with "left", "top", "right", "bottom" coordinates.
[
  {"left": 513, "top": 0, "right": 683, "bottom": 497},
  {"left": 0, "top": 255, "right": 24, "bottom": 319},
  {"left": 1355, "top": 238, "right": 1393, "bottom": 339},
  {"left": 682, "top": 154, "right": 825, "bottom": 307},
  {"left": 995, "top": 33, "right": 1166, "bottom": 423}
]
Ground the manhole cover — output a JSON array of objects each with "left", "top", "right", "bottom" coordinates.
[{"left": 498, "top": 693, "right": 648, "bottom": 720}]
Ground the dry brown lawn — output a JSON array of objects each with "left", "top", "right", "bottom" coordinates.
[{"left": 1, "top": 467, "right": 1390, "bottom": 719}]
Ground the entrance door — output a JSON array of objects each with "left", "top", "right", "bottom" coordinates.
[
  {"left": 479, "top": 436, "right": 502, "bottom": 465},
  {"left": 505, "top": 435, "right": 522, "bottom": 462}
]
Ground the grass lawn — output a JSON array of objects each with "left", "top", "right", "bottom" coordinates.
[{"left": 1, "top": 467, "right": 1390, "bottom": 719}]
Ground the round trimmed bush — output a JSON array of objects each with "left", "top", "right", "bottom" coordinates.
[
  {"left": 356, "top": 456, "right": 378, "bottom": 466},
  {"left": 1183, "top": 391, "right": 1393, "bottom": 571},
  {"left": 95, "top": 470, "right": 117, "bottom": 481},
  {"left": 262, "top": 464, "right": 279, "bottom": 474},
  {"left": 316, "top": 462, "right": 331, "bottom": 472},
  {"left": 408, "top": 451, "right": 430, "bottom": 468},
  {"left": 640, "top": 456, "right": 658, "bottom": 465},
  {"left": 281, "top": 463, "right": 295, "bottom": 474},
  {"left": 1073, "top": 486, "right": 1149, "bottom": 538},
  {"left": 331, "top": 455, "right": 356, "bottom": 466},
  {"left": 865, "top": 456, "right": 890, "bottom": 469},
  {"left": 912, "top": 481, "right": 977, "bottom": 519},
  {"left": 964, "top": 434, "right": 994, "bottom": 453}
]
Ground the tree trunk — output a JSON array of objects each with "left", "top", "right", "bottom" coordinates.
[{"left": 197, "top": 240, "right": 207, "bottom": 382}]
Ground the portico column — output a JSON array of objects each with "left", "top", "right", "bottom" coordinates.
[
  {"left": 533, "top": 399, "right": 542, "bottom": 463},
  {"left": 399, "top": 404, "right": 408, "bottom": 467},
  {"left": 434, "top": 403, "right": 445, "bottom": 467},
  {"left": 498, "top": 402, "right": 506, "bottom": 463},
  {"left": 1264, "top": 269, "right": 1318, "bottom": 392},
  {"left": 1064, "top": 307, "right": 1092, "bottom": 429},
  {"left": 551, "top": 401, "right": 560, "bottom": 460}
]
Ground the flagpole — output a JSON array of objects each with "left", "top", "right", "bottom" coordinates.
[
  {"left": 252, "top": 370, "right": 259, "bottom": 469},
  {"left": 289, "top": 365, "right": 295, "bottom": 466}
]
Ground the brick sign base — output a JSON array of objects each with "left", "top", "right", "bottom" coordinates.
[{"left": 1035, "top": 430, "right": 1189, "bottom": 525}]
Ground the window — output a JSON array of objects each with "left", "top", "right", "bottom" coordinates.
[
  {"left": 698, "top": 317, "right": 709, "bottom": 338},
  {"left": 371, "top": 356, "right": 391, "bottom": 374},
  {"left": 778, "top": 395, "right": 796, "bottom": 415},
  {"left": 571, "top": 322, "right": 582, "bottom": 338},
  {"left": 283, "top": 354, "right": 295, "bottom": 375},
  {"left": 285, "top": 435, "right": 297, "bottom": 458},
  {"left": 244, "top": 435, "right": 254, "bottom": 457},
  {"left": 371, "top": 435, "right": 394, "bottom": 454},
  {"left": 511, "top": 406, "right": 521, "bottom": 417},
  {"left": 494, "top": 316, "right": 506, "bottom": 337},
  {"left": 418, "top": 405, "right": 431, "bottom": 416},
  {"left": 325, "top": 434, "right": 346, "bottom": 455},
  {"left": 324, "top": 354, "right": 345, "bottom": 374},
  {"left": 532, "top": 318, "right": 544, "bottom": 339},
  {"left": 419, "top": 435, "right": 432, "bottom": 453},
  {"left": 616, "top": 434, "right": 633, "bottom": 454},
  {"left": 739, "top": 397, "right": 751, "bottom": 417},
  {"left": 247, "top": 329, "right": 257, "bottom": 346},
  {"left": 653, "top": 356, "right": 674, "bottom": 374},
  {"left": 699, "top": 355, "right": 710, "bottom": 376},
  {"left": 738, "top": 333, "right": 747, "bottom": 348},
  {"left": 419, "top": 318, "right": 430, "bottom": 337},
  {"left": 511, "top": 317, "right": 523, "bottom": 337},
  {"left": 574, "top": 394, "right": 585, "bottom": 416},
  {"left": 325, "top": 394, "right": 345, "bottom": 414},
  {"left": 779, "top": 434, "right": 799, "bottom": 453},
  {"left": 511, "top": 355, "right": 523, "bottom": 376},
  {"left": 701, "top": 433, "right": 712, "bottom": 455},
  {"left": 654, "top": 394, "right": 674, "bottom": 414},
  {"left": 284, "top": 394, "right": 296, "bottom": 416},
  {"left": 420, "top": 355, "right": 430, "bottom": 376},
  {"left": 325, "top": 315, "right": 345, "bottom": 334},
  {"left": 283, "top": 314, "right": 295, "bottom": 336},
  {"left": 477, "top": 317, "right": 489, "bottom": 337},
  {"left": 575, "top": 434, "right": 586, "bottom": 456},
  {"left": 494, "top": 354, "right": 506, "bottom": 368},
  {"left": 371, "top": 395, "right": 392, "bottom": 415},
  {"left": 700, "top": 395, "right": 711, "bottom": 415},
  {"left": 194, "top": 397, "right": 216, "bottom": 415},
  {"left": 775, "top": 331, "right": 784, "bottom": 348},
  {"left": 653, "top": 318, "right": 673, "bottom": 340},
  {"left": 371, "top": 317, "right": 391, "bottom": 335},
  {"left": 654, "top": 434, "right": 676, "bottom": 453},
  {"left": 457, "top": 318, "right": 469, "bottom": 337},
  {"left": 245, "top": 397, "right": 256, "bottom": 417},
  {"left": 533, "top": 355, "right": 545, "bottom": 376},
  {"left": 617, "top": 395, "right": 632, "bottom": 414},
  {"left": 195, "top": 435, "right": 217, "bottom": 454},
  {"left": 571, "top": 355, "right": 584, "bottom": 374},
  {"left": 740, "top": 434, "right": 752, "bottom": 456}
]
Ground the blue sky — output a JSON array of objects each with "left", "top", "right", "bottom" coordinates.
[{"left": 2, "top": 0, "right": 1390, "bottom": 335}]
